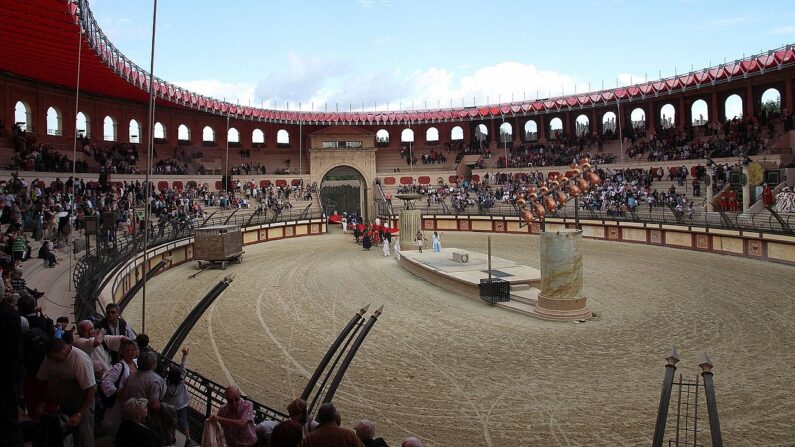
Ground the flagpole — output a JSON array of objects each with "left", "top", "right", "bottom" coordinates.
[
  {"left": 69, "top": 5, "right": 83, "bottom": 293},
  {"left": 141, "top": 0, "right": 158, "bottom": 334}
]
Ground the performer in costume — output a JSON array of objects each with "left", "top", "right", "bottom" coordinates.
[
  {"left": 762, "top": 183, "right": 774, "bottom": 207},
  {"left": 432, "top": 231, "right": 442, "bottom": 253},
  {"left": 415, "top": 231, "right": 427, "bottom": 253}
]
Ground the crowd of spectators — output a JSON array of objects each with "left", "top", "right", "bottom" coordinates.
[{"left": 9, "top": 124, "right": 89, "bottom": 173}]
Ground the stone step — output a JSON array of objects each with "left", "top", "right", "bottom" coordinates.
[
  {"left": 495, "top": 299, "right": 536, "bottom": 316},
  {"left": 510, "top": 287, "right": 539, "bottom": 306}
]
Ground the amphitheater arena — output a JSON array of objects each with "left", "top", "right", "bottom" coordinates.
[{"left": 3, "top": 1, "right": 795, "bottom": 446}]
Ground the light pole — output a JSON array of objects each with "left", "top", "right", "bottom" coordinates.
[{"left": 141, "top": 0, "right": 158, "bottom": 334}]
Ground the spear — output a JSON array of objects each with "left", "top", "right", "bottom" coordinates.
[
  {"left": 322, "top": 305, "right": 384, "bottom": 404},
  {"left": 301, "top": 304, "right": 369, "bottom": 401}
]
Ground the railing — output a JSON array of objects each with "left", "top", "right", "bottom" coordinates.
[
  {"left": 382, "top": 198, "right": 795, "bottom": 235},
  {"left": 157, "top": 355, "right": 287, "bottom": 442},
  {"left": 73, "top": 206, "right": 323, "bottom": 322}
]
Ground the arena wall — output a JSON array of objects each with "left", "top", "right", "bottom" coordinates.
[
  {"left": 100, "top": 218, "right": 327, "bottom": 307},
  {"left": 382, "top": 214, "right": 795, "bottom": 266}
]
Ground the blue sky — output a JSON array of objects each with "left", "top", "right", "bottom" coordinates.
[{"left": 88, "top": 0, "right": 795, "bottom": 111}]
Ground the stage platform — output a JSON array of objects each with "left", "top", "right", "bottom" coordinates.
[{"left": 399, "top": 248, "right": 542, "bottom": 316}]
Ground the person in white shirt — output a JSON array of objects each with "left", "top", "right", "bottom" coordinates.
[{"left": 37, "top": 338, "right": 96, "bottom": 447}]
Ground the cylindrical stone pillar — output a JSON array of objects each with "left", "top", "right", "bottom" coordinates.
[
  {"left": 399, "top": 209, "right": 421, "bottom": 251},
  {"left": 533, "top": 229, "right": 592, "bottom": 320}
]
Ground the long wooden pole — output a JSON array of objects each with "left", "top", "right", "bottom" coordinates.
[{"left": 488, "top": 235, "right": 492, "bottom": 280}]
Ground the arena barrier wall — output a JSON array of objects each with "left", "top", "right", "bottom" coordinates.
[
  {"left": 100, "top": 218, "right": 327, "bottom": 308},
  {"left": 383, "top": 214, "right": 795, "bottom": 266}
]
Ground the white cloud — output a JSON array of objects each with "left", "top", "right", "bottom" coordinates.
[
  {"left": 173, "top": 79, "right": 258, "bottom": 106},
  {"left": 617, "top": 73, "right": 646, "bottom": 86},
  {"left": 177, "top": 60, "right": 599, "bottom": 111}
]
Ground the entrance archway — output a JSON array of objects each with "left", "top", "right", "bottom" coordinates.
[{"left": 320, "top": 165, "right": 367, "bottom": 218}]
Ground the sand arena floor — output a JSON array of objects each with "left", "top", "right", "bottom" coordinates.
[{"left": 123, "top": 230, "right": 795, "bottom": 446}]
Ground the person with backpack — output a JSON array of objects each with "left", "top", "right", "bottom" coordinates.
[{"left": 163, "top": 347, "right": 192, "bottom": 447}]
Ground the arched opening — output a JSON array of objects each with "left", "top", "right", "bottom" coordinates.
[
  {"left": 426, "top": 127, "right": 439, "bottom": 144},
  {"left": 499, "top": 122, "right": 513, "bottom": 143},
  {"left": 549, "top": 117, "right": 563, "bottom": 135},
  {"left": 630, "top": 108, "right": 646, "bottom": 131},
  {"left": 401, "top": 128, "right": 414, "bottom": 145},
  {"left": 252, "top": 129, "right": 265, "bottom": 145},
  {"left": 475, "top": 124, "right": 488, "bottom": 142},
  {"left": 103, "top": 116, "right": 117, "bottom": 141},
  {"left": 154, "top": 122, "right": 166, "bottom": 140},
  {"left": 14, "top": 101, "right": 31, "bottom": 131},
  {"left": 46, "top": 106, "right": 62, "bottom": 136},
  {"left": 602, "top": 111, "right": 617, "bottom": 135},
  {"left": 375, "top": 129, "right": 389, "bottom": 147},
  {"left": 320, "top": 165, "right": 366, "bottom": 219},
  {"left": 524, "top": 120, "right": 538, "bottom": 141},
  {"left": 178, "top": 124, "right": 191, "bottom": 142},
  {"left": 228, "top": 128, "right": 240, "bottom": 143},
  {"left": 277, "top": 129, "right": 290, "bottom": 147},
  {"left": 451, "top": 126, "right": 464, "bottom": 141},
  {"left": 724, "top": 94, "right": 743, "bottom": 121},
  {"left": 129, "top": 119, "right": 141, "bottom": 143},
  {"left": 691, "top": 99, "right": 708, "bottom": 126},
  {"left": 660, "top": 104, "right": 676, "bottom": 129},
  {"left": 202, "top": 126, "right": 215, "bottom": 143},
  {"left": 76, "top": 112, "right": 90, "bottom": 138},
  {"left": 761, "top": 88, "right": 781, "bottom": 116},
  {"left": 575, "top": 114, "right": 590, "bottom": 136}
]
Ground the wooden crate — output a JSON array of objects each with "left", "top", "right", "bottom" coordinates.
[{"left": 194, "top": 225, "right": 243, "bottom": 262}]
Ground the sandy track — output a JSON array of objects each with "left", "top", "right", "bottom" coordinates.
[{"left": 123, "top": 230, "right": 795, "bottom": 446}]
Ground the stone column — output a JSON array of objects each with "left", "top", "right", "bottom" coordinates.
[
  {"left": 399, "top": 209, "right": 421, "bottom": 251},
  {"left": 533, "top": 229, "right": 592, "bottom": 321},
  {"left": 742, "top": 164, "right": 750, "bottom": 212}
]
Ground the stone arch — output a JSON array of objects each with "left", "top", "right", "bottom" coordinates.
[
  {"left": 376, "top": 129, "right": 389, "bottom": 146},
  {"left": 524, "top": 120, "right": 538, "bottom": 141},
  {"left": 319, "top": 164, "right": 368, "bottom": 218},
  {"left": 724, "top": 94, "right": 743, "bottom": 121},
  {"left": 178, "top": 124, "right": 191, "bottom": 142},
  {"left": 252, "top": 128, "right": 265, "bottom": 144},
  {"left": 660, "top": 104, "right": 676, "bottom": 129},
  {"left": 426, "top": 127, "right": 439, "bottom": 144},
  {"left": 154, "top": 122, "right": 166, "bottom": 140},
  {"left": 549, "top": 117, "right": 563, "bottom": 134},
  {"left": 103, "top": 115, "right": 117, "bottom": 141},
  {"left": 499, "top": 122, "right": 512, "bottom": 143},
  {"left": 630, "top": 108, "right": 646, "bottom": 130},
  {"left": 14, "top": 100, "right": 32, "bottom": 131},
  {"left": 575, "top": 114, "right": 590, "bottom": 136},
  {"left": 691, "top": 99, "right": 708, "bottom": 126},
  {"left": 46, "top": 106, "right": 62, "bottom": 136},
  {"left": 602, "top": 111, "right": 617, "bottom": 135},
  {"left": 451, "top": 126, "right": 464, "bottom": 141},
  {"left": 202, "top": 125, "right": 215, "bottom": 143},
  {"left": 761, "top": 88, "right": 781, "bottom": 115},
  {"left": 129, "top": 119, "right": 141, "bottom": 143},
  {"left": 228, "top": 127, "right": 240, "bottom": 143},
  {"left": 277, "top": 129, "right": 290, "bottom": 146},
  {"left": 76, "top": 112, "right": 90, "bottom": 138},
  {"left": 475, "top": 123, "right": 488, "bottom": 142},
  {"left": 401, "top": 128, "right": 415, "bottom": 143}
]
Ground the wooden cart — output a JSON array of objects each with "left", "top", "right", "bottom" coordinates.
[{"left": 194, "top": 225, "right": 243, "bottom": 270}]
